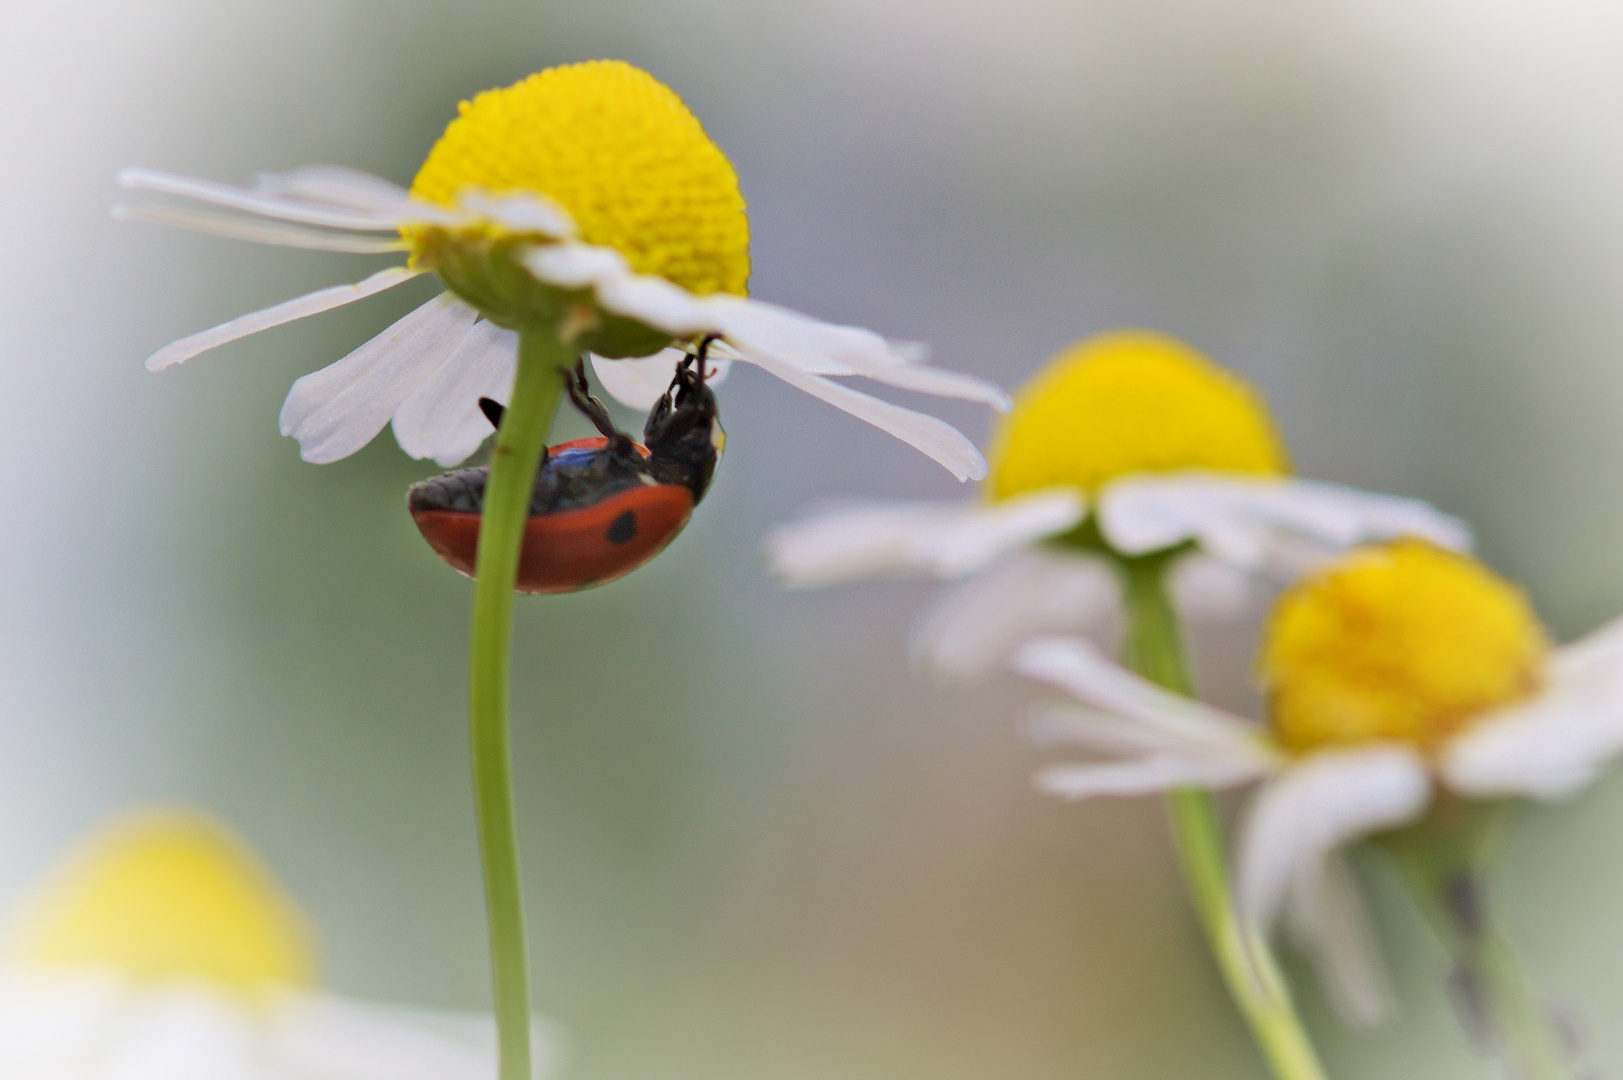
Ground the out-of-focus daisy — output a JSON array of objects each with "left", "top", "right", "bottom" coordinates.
[
  {"left": 1018, "top": 539, "right": 1623, "bottom": 1049},
  {"left": 769, "top": 331, "right": 1468, "bottom": 678},
  {"left": 0, "top": 810, "right": 559, "bottom": 1080},
  {"left": 119, "top": 60, "right": 1006, "bottom": 477}
]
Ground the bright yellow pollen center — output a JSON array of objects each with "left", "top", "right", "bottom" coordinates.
[
  {"left": 9, "top": 812, "right": 317, "bottom": 994},
  {"left": 1260, "top": 540, "right": 1548, "bottom": 754},
  {"left": 985, "top": 331, "right": 1289, "bottom": 501},
  {"left": 410, "top": 60, "right": 750, "bottom": 296}
]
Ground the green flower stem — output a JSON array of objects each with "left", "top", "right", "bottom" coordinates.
[
  {"left": 1119, "top": 554, "right": 1329, "bottom": 1080},
  {"left": 468, "top": 326, "right": 573, "bottom": 1080},
  {"left": 1386, "top": 805, "right": 1570, "bottom": 1080}
]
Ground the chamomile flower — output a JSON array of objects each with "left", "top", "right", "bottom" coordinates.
[
  {"left": 768, "top": 331, "right": 1468, "bottom": 678},
  {"left": 0, "top": 810, "right": 559, "bottom": 1079},
  {"left": 1015, "top": 539, "right": 1623, "bottom": 1028},
  {"left": 119, "top": 60, "right": 1006, "bottom": 477}
]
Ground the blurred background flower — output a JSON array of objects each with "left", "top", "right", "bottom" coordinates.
[
  {"left": 0, "top": 809, "right": 557, "bottom": 1079},
  {"left": 6, "top": 1, "right": 1623, "bottom": 1078}
]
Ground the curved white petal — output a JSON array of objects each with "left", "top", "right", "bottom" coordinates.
[
  {"left": 114, "top": 204, "right": 408, "bottom": 253},
  {"left": 1170, "top": 553, "right": 1257, "bottom": 623},
  {"left": 589, "top": 349, "right": 731, "bottom": 411},
  {"left": 253, "top": 166, "right": 414, "bottom": 213},
  {"left": 1098, "top": 474, "right": 1472, "bottom": 573},
  {"left": 279, "top": 294, "right": 478, "bottom": 464},
  {"left": 1031, "top": 704, "right": 1187, "bottom": 756},
  {"left": 766, "top": 500, "right": 972, "bottom": 587},
  {"left": 1013, "top": 637, "right": 1276, "bottom": 763},
  {"left": 908, "top": 490, "right": 1086, "bottom": 577},
  {"left": 1549, "top": 611, "right": 1623, "bottom": 680},
  {"left": 144, "top": 267, "right": 421, "bottom": 372},
  {"left": 911, "top": 548, "right": 1116, "bottom": 680},
  {"left": 391, "top": 321, "right": 518, "bottom": 466},
  {"left": 702, "top": 295, "right": 1011, "bottom": 409},
  {"left": 1284, "top": 851, "right": 1395, "bottom": 1031},
  {"left": 594, "top": 274, "right": 712, "bottom": 336},
  {"left": 1037, "top": 755, "right": 1260, "bottom": 799},
  {"left": 739, "top": 350, "right": 988, "bottom": 481},
  {"left": 1236, "top": 746, "right": 1430, "bottom": 933},
  {"left": 1442, "top": 635, "right": 1623, "bottom": 801},
  {"left": 523, "top": 244, "right": 628, "bottom": 290},
  {"left": 454, "top": 191, "right": 574, "bottom": 239},
  {"left": 118, "top": 168, "right": 441, "bottom": 230}
]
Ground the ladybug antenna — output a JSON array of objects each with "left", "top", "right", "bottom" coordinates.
[{"left": 479, "top": 397, "right": 506, "bottom": 430}]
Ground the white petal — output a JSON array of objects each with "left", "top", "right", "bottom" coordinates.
[
  {"left": 279, "top": 294, "right": 478, "bottom": 464},
  {"left": 254, "top": 165, "right": 415, "bottom": 213},
  {"left": 910, "top": 548, "right": 1117, "bottom": 680},
  {"left": 523, "top": 243, "right": 628, "bottom": 289},
  {"left": 1549, "top": 611, "right": 1623, "bottom": 680},
  {"left": 1037, "top": 755, "right": 1260, "bottom": 799},
  {"left": 1443, "top": 637, "right": 1623, "bottom": 800},
  {"left": 391, "top": 320, "right": 519, "bottom": 466},
  {"left": 1285, "top": 851, "right": 1396, "bottom": 1030},
  {"left": 455, "top": 191, "right": 574, "bottom": 238},
  {"left": 114, "top": 203, "right": 407, "bottom": 253},
  {"left": 766, "top": 500, "right": 974, "bottom": 587},
  {"left": 144, "top": 267, "right": 421, "bottom": 372},
  {"left": 1012, "top": 637, "right": 1276, "bottom": 762},
  {"left": 907, "top": 490, "right": 1086, "bottom": 577},
  {"left": 595, "top": 273, "right": 712, "bottom": 336},
  {"left": 118, "top": 167, "right": 438, "bottom": 230},
  {"left": 103, "top": 984, "right": 258, "bottom": 1080},
  {"left": 737, "top": 349, "right": 988, "bottom": 481},
  {"left": 1236, "top": 746, "right": 1430, "bottom": 932},
  {"left": 1098, "top": 474, "right": 1472, "bottom": 572},
  {"left": 702, "top": 295, "right": 1011, "bottom": 409},
  {"left": 590, "top": 349, "right": 732, "bottom": 411},
  {"left": 1169, "top": 553, "right": 1257, "bottom": 622}
]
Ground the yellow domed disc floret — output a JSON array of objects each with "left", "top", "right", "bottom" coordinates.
[
  {"left": 409, "top": 60, "right": 749, "bottom": 299},
  {"left": 1260, "top": 539, "right": 1548, "bottom": 754},
  {"left": 986, "top": 331, "right": 1288, "bottom": 502},
  {"left": 9, "top": 811, "right": 316, "bottom": 996}
]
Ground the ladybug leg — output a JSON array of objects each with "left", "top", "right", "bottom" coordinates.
[
  {"left": 478, "top": 397, "right": 506, "bottom": 429},
  {"left": 564, "top": 362, "right": 638, "bottom": 457}
]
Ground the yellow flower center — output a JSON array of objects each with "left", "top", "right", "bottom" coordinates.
[
  {"left": 9, "top": 811, "right": 316, "bottom": 995},
  {"left": 409, "top": 60, "right": 750, "bottom": 297},
  {"left": 1259, "top": 540, "right": 1548, "bottom": 754},
  {"left": 985, "top": 331, "right": 1289, "bottom": 501}
]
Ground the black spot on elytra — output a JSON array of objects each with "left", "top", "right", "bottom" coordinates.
[{"left": 606, "top": 510, "right": 636, "bottom": 544}]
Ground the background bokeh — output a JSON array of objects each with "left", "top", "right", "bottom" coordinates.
[{"left": 4, "top": 1, "right": 1623, "bottom": 1076}]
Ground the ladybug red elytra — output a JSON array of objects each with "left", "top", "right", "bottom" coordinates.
[{"left": 409, "top": 336, "right": 725, "bottom": 594}]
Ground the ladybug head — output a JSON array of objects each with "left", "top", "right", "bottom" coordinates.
[{"left": 643, "top": 335, "right": 725, "bottom": 504}]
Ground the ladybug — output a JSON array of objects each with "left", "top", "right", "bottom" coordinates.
[{"left": 408, "top": 336, "right": 724, "bottom": 594}]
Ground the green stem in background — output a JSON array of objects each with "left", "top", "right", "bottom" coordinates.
[
  {"left": 1119, "top": 553, "right": 1330, "bottom": 1080},
  {"left": 1385, "top": 804, "right": 1571, "bottom": 1080},
  {"left": 468, "top": 326, "right": 572, "bottom": 1080}
]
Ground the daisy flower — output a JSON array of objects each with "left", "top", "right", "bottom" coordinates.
[
  {"left": 768, "top": 330, "right": 1469, "bottom": 679},
  {"left": 118, "top": 60, "right": 1007, "bottom": 478},
  {"left": 0, "top": 809, "right": 559, "bottom": 1080},
  {"left": 1017, "top": 538, "right": 1623, "bottom": 1059}
]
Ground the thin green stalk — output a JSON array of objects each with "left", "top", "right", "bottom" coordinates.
[
  {"left": 1119, "top": 554, "right": 1329, "bottom": 1080},
  {"left": 1386, "top": 808, "right": 1570, "bottom": 1080},
  {"left": 468, "top": 326, "right": 572, "bottom": 1080}
]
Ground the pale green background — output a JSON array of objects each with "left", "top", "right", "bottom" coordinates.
[{"left": 2, "top": 1, "right": 1622, "bottom": 1077}]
